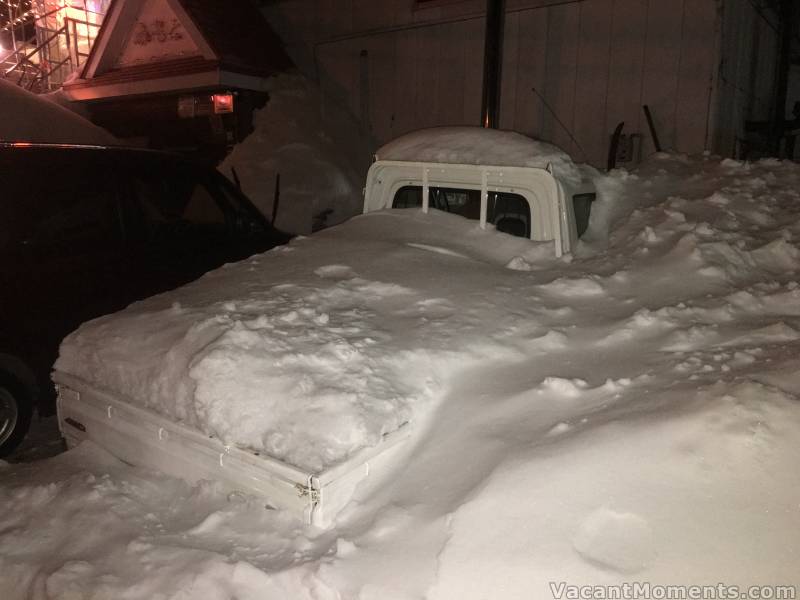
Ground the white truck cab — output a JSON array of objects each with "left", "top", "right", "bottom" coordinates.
[{"left": 363, "top": 126, "right": 596, "bottom": 257}]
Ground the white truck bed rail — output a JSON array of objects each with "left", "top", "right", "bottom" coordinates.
[{"left": 53, "top": 372, "right": 411, "bottom": 527}]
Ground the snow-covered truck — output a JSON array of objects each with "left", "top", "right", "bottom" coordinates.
[
  {"left": 364, "top": 127, "right": 597, "bottom": 257},
  {"left": 54, "top": 127, "right": 597, "bottom": 526}
]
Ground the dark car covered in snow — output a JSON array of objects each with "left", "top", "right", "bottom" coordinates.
[{"left": 0, "top": 142, "right": 290, "bottom": 456}]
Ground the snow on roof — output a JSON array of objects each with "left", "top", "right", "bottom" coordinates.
[
  {"left": 375, "top": 126, "right": 586, "bottom": 187},
  {"left": 0, "top": 79, "right": 118, "bottom": 146}
]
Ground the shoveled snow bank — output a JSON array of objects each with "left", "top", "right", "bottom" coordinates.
[
  {"left": 221, "top": 74, "right": 372, "bottom": 234},
  {"left": 376, "top": 126, "right": 589, "bottom": 188},
  {"left": 0, "top": 79, "right": 117, "bottom": 146},
  {"left": 5, "top": 152, "right": 800, "bottom": 598}
]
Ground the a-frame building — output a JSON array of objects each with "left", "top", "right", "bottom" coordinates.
[{"left": 63, "top": 0, "right": 292, "bottom": 157}]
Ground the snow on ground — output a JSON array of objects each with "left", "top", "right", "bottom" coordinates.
[
  {"left": 0, "top": 79, "right": 118, "bottom": 146},
  {"left": 4, "top": 152, "right": 800, "bottom": 598},
  {"left": 220, "top": 74, "right": 372, "bottom": 234}
]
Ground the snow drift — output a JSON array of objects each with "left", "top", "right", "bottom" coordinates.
[
  {"left": 55, "top": 209, "right": 556, "bottom": 472},
  {"left": 220, "top": 74, "right": 372, "bottom": 234},
  {"left": 0, "top": 79, "right": 117, "bottom": 146},
  {"left": 3, "top": 151, "right": 800, "bottom": 598}
]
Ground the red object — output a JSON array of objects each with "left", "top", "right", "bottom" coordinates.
[{"left": 212, "top": 93, "right": 234, "bottom": 114}]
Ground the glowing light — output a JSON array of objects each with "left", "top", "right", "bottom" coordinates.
[{"left": 212, "top": 93, "right": 234, "bottom": 114}]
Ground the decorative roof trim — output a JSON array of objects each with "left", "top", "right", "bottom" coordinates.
[{"left": 83, "top": 0, "right": 220, "bottom": 80}]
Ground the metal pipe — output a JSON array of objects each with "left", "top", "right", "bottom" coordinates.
[
  {"left": 422, "top": 166, "right": 429, "bottom": 213},
  {"left": 479, "top": 169, "right": 488, "bottom": 228},
  {"left": 643, "top": 105, "right": 662, "bottom": 152},
  {"left": 8, "top": 0, "right": 16, "bottom": 50},
  {"left": 480, "top": 0, "right": 505, "bottom": 128},
  {"left": 772, "top": 0, "right": 794, "bottom": 155}
]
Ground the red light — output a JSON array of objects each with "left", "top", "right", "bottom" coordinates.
[{"left": 212, "top": 93, "right": 234, "bottom": 114}]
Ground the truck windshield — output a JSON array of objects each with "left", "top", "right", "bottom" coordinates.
[{"left": 392, "top": 186, "right": 531, "bottom": 238}]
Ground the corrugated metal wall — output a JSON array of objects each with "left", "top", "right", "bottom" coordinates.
[{"left": 265, "top": 0, "right": 780, "bottom": 166}]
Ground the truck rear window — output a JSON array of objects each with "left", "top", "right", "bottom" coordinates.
[{"left": 392, "top": 186, "right": 531, "bottom": 238}]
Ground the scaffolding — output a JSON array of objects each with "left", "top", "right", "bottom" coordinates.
[{"left": 1, "top": 1, "right": 109, "bottom": 92}]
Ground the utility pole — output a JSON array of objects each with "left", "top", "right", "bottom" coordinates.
[
  {"left": 772, "top": 0, "right": 795, "bottom": 155},
  {"left": 480, "top": 0, "right": 505, "bottom": 129}
]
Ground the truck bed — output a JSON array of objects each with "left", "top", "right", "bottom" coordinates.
[{"left": 53, "top": 371, "right": 411, "bottom": 527}]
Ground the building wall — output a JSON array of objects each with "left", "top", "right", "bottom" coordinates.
[
  {"left": 712, "top": 0, "right": 781, "bottom": 158},
  {"left": 264, "top": 0, "right": 779, "bottom": 166}
]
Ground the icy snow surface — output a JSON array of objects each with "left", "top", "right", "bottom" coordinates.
[
  {"left": 0, "top": 79, "right": 118, "bottom": 146},
  {"left": 5, "top": 153, "right": 800, "bottom": 598},
  {"left": 375, "top": 126, "right": 588, "bottom": 187}
]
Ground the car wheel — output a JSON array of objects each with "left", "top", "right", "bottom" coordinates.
[{"left": 0, "top": 372, "right": 33, "bottom": 458}]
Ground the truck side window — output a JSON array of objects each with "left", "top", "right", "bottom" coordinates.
[{"left": 392, "top": 186, "right": 531, "bottom": 239}]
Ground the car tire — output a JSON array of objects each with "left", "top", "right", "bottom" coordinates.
[{"left": 0, "top": 371, "right": 33, "bottom": 458}]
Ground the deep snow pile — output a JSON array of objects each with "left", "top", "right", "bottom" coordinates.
[
  {"left": 55, "top": 209, "right": 555, "bottom": 472},
  {"left": 220, "top": 74, "right": 371, "bottom": 234},
  {"left": 376, "top": 126, "right": 589, "bottom": 188},
  {"left": 4, "top": 153, "right": 800, "bottom": 598},
  {"left": 0, "top": 79, "right": 117, "bottom": 146}
]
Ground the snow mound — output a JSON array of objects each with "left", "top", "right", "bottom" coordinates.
[
  {"left": 375, "top": 126, "right": 586, "bottom": 187},
  {"left": 0, "top": 79, "right": 117, "bottom": 146},
  {"left": 25, "top": 152, "right": 800, "bottom": 597},
  {"left": 221, "top": 74, "right": 371, "bottom": 234},
  {"left": 56, "top": 210, "right": 555, "bottom": 472}
]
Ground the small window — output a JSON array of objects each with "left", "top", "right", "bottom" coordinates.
[
  {"left": 392, "top": 185, "right": 531, "bottom": 238},
  {"left": 0, "top": 151, "right": 121, "bottom": 251},
  {"left": 129, "top": 166, "right": 229, "bottom": 240},
  {"left": 183, "top": 183, "right": 226, "bottom": 225}
]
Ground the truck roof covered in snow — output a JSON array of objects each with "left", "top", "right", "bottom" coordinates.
[{"left": 374, "top": 126, "right": 586, "bottom": 187}]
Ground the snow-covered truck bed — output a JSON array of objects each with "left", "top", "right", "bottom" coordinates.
[
  {"left": 53, "top": 208, "right": 561, "bottom": 524},
  {"left": 55, "top": 371, "right": 411, "bottom": 526},
  {"left": 54, "top": 128, "right": 594, "bottom": 524}
]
